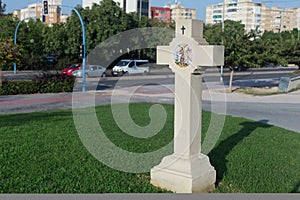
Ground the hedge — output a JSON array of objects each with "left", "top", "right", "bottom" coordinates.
[{"left": 0, "top": 73, "right": 75, "bottom": 95}]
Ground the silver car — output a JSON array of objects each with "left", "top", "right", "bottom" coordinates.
[{"left": 72, "top": 65, "right": 107, "bottom": 77}]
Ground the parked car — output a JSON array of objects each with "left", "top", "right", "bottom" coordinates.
[
  {"left": 61, "top": 63, "right": 81, "bottom": 76},
  {"left": 112, "top": 59, "right": 150, "bottom": 76},
  {"left": 72, "top": 65, "right": 107, "bottom": 78}
]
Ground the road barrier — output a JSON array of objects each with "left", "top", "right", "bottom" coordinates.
[{"left": 278, "top": 75, "right": 300, "bottom": 92}]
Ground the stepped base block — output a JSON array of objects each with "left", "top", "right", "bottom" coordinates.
[{"left": 151, "top": 153, "right": 216, "bottom": 193}]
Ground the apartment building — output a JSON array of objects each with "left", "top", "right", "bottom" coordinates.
[
  {"left": 206, "top": 0, "right": 300, "bottom": 33},
  {"left": 82, "top": 0, "right": 151, "bottom": 18},
  {"left": 151, "top": 6, "right": 171, "bottom": 23},
  {"left": 167, "top": 3, "right": 196, "bottom": 21},
  {"left": 151, "top": 2, "right": 196, "bottom": 23},
  {"left": 14, "top": 0, "right": 64, "bottom": 26}
]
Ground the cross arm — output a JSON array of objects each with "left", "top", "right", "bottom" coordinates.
[
  {"left": 157, "top": 46, "right": 174, "bottom": 65},
  {"left": 193, "top": 46, "right": 224, "bottom": 67}
]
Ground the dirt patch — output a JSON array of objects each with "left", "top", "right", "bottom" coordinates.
[{"left": 234, "top": 86, "right": 281, "bottom": 96}]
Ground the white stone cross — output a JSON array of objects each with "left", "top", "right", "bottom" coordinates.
[{"left": 150, "top": 19, "right": 224, "bottom": 193}]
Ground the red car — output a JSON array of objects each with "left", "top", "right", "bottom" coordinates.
[{"left": 61, "top": 63, "right": 82, "bottom": 76}]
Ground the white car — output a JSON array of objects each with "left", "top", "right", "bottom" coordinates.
[
  {"left": 72, "top": 65, "right": 107, "bottom": 77},
  {"left": 112, "top": 59, "right": 150, "bottom": 76}
]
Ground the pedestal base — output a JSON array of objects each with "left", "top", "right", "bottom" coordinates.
[{"left": 150, "top": 153, "right": 216, "bottom": 193}]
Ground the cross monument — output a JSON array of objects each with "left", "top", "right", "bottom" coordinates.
[{"left": 150, "top": 19, "right": 224, "bottom": 193}]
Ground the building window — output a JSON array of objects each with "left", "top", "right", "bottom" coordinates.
[
  {"left": 227, "top": 9, "right": 237, "bottom": 12},
  {"left": 213, "top": 15, "right": 222, "bottom": 19},
  {"left": 213, "top": 5, "right": 222, "bottom": 9},
  {"left": 228, "top": 3, "right": 237, "bottom": 7},
  {"left": 137, "top": 0, "right": 149, "bottom": 17},
  {"left": 213, "top": 10, "right": 222, "bottom": 14}
]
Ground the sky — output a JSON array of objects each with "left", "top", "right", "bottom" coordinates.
[{"left": 4, "top": 0, "right": 300, "bottom": 21}]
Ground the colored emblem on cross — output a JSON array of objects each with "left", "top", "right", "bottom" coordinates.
[{"left": 174, "top": 43, "right": 193, "bottom": 68}]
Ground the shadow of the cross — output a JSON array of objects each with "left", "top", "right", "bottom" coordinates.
[
  {"left": 208, "top": 119, "right": 272, "bottom": 186},
  {"left": 291, "top": 180, "right": 300, "bottom": 193}
]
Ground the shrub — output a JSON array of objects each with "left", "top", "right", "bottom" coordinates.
[{"left": 0, "top": 73, "right": 75, "bottom": 95}]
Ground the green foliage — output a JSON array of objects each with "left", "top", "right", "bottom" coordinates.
[
  {"left": 277, "top": 29, "right": 300, "bottom": 67},
  {"left": 0, "top": 38, "right": 23, "bottom": 70},
  {"left": 204, "top": 20, "right": 300, "bottom": 69},
  {"left": 1, "top": 2, "right": 299, "bottom": 70},
  {"left": 0, "top": 73, "right": 75, "bottom": 95},
  {"left": 17, "top": 19, "right": 48, "bottom": 70},
  {"left": 0, "top": 14, "right": 17, "bottom": 39},
  {"left": 42, "top": 23, "right": 67, "bottom": 60},
  {"left": 204, "top": 22, "right": 222, "bottom": 45}
]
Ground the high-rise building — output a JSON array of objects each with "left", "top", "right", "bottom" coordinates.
[
  {"left": 82, "top": 0, "right": 151, "bottom": 18},
  {"left": 14, "top": 1, "right": 65, "bottom": 26},
  {"left": 206, "top": 0, "right": 300, "bottom": 33}
]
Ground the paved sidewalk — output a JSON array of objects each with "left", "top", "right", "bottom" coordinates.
[{"left": 1, "top": 84, "right": 299, "bottom": 133}]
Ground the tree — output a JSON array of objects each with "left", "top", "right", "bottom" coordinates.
[
  {"left": 260, "top": 31, "right": 288, "bottom": 67},
  {"left": 205, "top": 21, "right": 251, "bottom": 92},
  {"left": 278, "top": 29, "right": 300, "bottom": 68},
  {"left": 0, "top": 38, "right": 23, "bottom": 70},
  {"left": 0, "top": 14, "right": 18, "bottom": 39},
  {"left": 17, "top": 19, "right": 47, "bottom": 70},
  {"left": 86, "top": 0, "right": 130, "bottom": 47},
  {"left": 42, "top": 23, "right": 68, "bottom": 68},
  {"left": 204, "top": 23, "right": 222, "bottom": 45}
]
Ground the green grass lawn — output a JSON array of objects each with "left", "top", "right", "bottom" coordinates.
[{"left": 0, "top": 103, "right": 299, "bottom": 193}]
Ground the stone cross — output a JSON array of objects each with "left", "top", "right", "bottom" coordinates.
[{"left": 150, "top": 19, "right": 224, "bottom": 193}]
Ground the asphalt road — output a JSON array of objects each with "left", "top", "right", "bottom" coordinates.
[
  {"left": 1, "top": 67, "right": 299, "bottom": 133},
  {"left": 203, "top": 100, "right": 300, "bottom": 133},
  {"left": 70, "top": 67, "right": 297, "bottom": 91}
]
